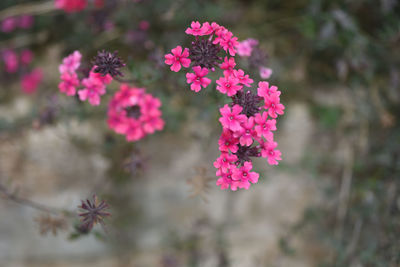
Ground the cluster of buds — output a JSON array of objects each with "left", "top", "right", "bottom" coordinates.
[{"left": 165, "top": 21, "right": 285, "bottom": 190}]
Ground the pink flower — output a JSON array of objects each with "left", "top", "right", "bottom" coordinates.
[
  {"left": 257, "top": 81, "right": 279, "bottom": 98},
  {"left": 219, "top": 31, "right": 238, "bottom": 56},
  {"left": 259, "top": 66, "right": 272, "bottom": 79},
  {"left": 216, "top": 165, "right": 240, "bottom": 191},
  {"left": 216, "top": 75, "right": 242, "bottom": 96},
  {"left": 107, "top": 84, "right": 164, "bottom": 142},
  {"left": 89, "top": 69, "right": 113, "bottom": 84},
  {"left": 139, "top": 20, "right": 150, "bottom": 31},
  {"left": 20, "top": 50, "right": 34, "bottom": 66},
  {"left": 18, "top": 15, "right": 34, "bottom": 29},
  {"left": 58, "top": 72, "right": 79, "bottom": 96},
  {"left": 78, "top": 76, "right": 106, "bottom": 106},
  {"left": 260, "top": 141, "right": 282, "bottom": 165},
  {"left": 2, "top": 50, "right": 18, "bottom": 73},
  {"left": 1, "top": 17, "right": 17, "bottom": 33},
  {"left": 140, "top": 94, "right": 161, "bottom": 115},
  {"left": 55, "top": 0, "right": 88, "bottom": 13},
  {"left": 214, "top": 152, "right": 238, "bottom": 172},
  {"left": 233, "top": 69, "right": 253, "bottom": 87},
  {"left": 254, "top": 112, "right": 276, "bottom": 141},
  {"left": 164, "top": 46, "right": 191, "bottom": 72},
  {"left": 21, "top": 68, "right": 43, "bottom": 94},
  {"left": 264, "top": 93, "right": 285, "bottom": 118},
  {"left": 234, "top": 117, "right": 256, "bottom": 146},
  {"left": 232, "top": 161, "right": 259, "bottom": 185},
  {"left": 142, "top": 114, "right": 165, "bottom": 134},
  {"left": 59, "top": 51, "right": 82, "bottom": 74},
  {"left": 186, "top": 66, "right": 211, "bottom": 92},
  {"left": 125, "top": 121, "right": 145, "bottom": 141},
  {"left": 218, "top": 129, "right": 239, "bottom": 153},
  {"left": 220, "top": 57, "right": 236, "bottom": 76},
  {"left": 219, "top": 104, "right": 246, "bottom": 132},
  {"left": 107, "top": 109, "right": 129, "bottom": 134},
  {"left": 185, "top": 21, "right": 208, "bottom": 36},
  {"left": 236, "top": 39, "right": 258, "bottom": 57},
  {"left": 201, "top": 22, "right": 213, "bottom": 35}
]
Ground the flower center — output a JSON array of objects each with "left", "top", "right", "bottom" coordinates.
[
  {"left": 190, "top": 38, "right": 222, "bottom": 69},
  {"left": 125, "top": 105, "right": 141, "bottom": 119},
  {"left": 234, "top": 145, "right": 260, "bottom": 165},
  {"left": 231, "top": 90, "right": 262, "bottom": 117}
]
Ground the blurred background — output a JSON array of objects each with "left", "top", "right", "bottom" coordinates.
[{"left": 0, "top": 0, "right": 399, "bottom": 266}]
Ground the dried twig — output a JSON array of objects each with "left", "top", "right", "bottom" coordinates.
[{"left": 0, "top": 182, "right": 67, "bottom": 215}]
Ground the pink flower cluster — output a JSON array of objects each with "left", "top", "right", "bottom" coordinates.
[
  {"left": 1, "top": 48, "right": 42, "bottom": 94},
  {"left": 55, "top": 0, "right": 88, "bottom": 13},
  {"left": 21, "top": 68, "right": 43, "bottom": 94},
  {"left": 165, "top": 21, "right": 239, "bottom": 93},
  {"left": 58, "top": 51, "right": 112, "bottom": 105},
  {"left": 2, "top": 49, "right": 33, "bottom": 74},
  {"left": 236, "top": 38, "right": 258, "bottom": 57},
  {"left": 165, "top": 22, "right": 285, "bottom": 190},
  {"left": 107, "top": 84, "right": 165, "bottom": 142},
  {"left": 215, "top": 82, "right": 284, "bottom": 190},
  {"left": 1, "top": 15, "right": 34, "bottom": 33}
]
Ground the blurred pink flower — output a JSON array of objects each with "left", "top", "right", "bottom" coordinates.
[
  {"left": 77, "top": 69, "right": 111, "bottom": 106},
  {"left": 59, "top": 51, "right": 82, "bottom": 74},
  {"left": 78, "top": 77, "right": 105, "bottom": 106},
  {"left": 2, "top": 50, "right": 19, "bottom": 73},
  {"left": 18, "top": 15, "right": 34, "bottom": 29},
  {"left": 1, "top": 17, "right": 17, "bottom": 33},
  {"left": 20, "top": 50, "right": 34, "bottom": 66},
  {"left": 139, "top": 20, "right": 150, "bottom": 31},
  {"left": 59, "top": 72, "right": 79, "bottom": 96},
  {"left": 236, "top": 39, "right": 258, "bottom": 57},
  {"left": 259, "top": 66, "right": 272, "bottom": 79},
  {"left": 55, "top": 0, "right": 88, "bottom": 13},
  {"left": 21, "top": 68, "right": 43, "bottom": 94},
  {"left": 107, "top": 84, "right": 164, "bottom": 142}
]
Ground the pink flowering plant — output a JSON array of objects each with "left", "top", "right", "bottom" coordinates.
[
  {"left": 165, "top": 21, "right": 285, "bottom": 190},
  {"left": 57, "top": 49, "right": 165, "bottom": 142}
]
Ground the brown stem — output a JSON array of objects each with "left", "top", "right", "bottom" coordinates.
[{"left": 0, "top": 183, "right": 68, "bottom": 215}]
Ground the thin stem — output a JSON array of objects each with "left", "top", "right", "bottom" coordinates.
[{"left": 0, "top": 182, "right": 69, "bottom": 216}]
